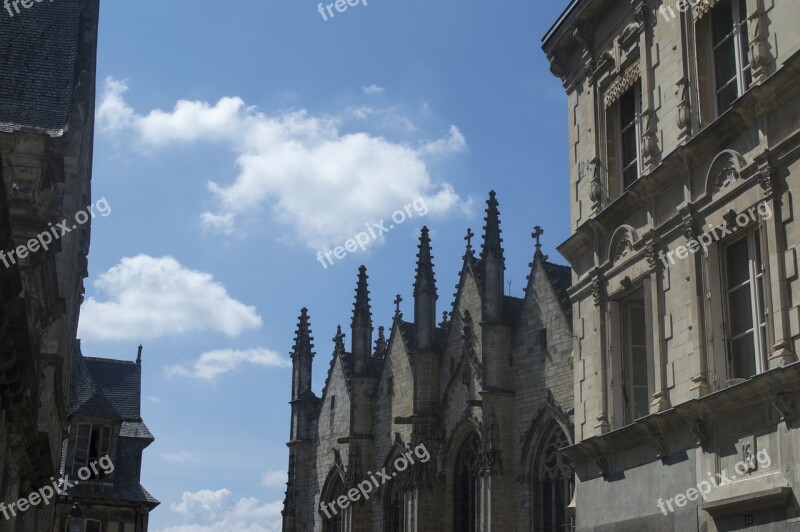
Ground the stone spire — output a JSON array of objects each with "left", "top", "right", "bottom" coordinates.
[
  {"left": 351, "top": 266, "right": 373, "bottom": 375},
  {"left": 414, "top": 226, "right": 437, "bottom": 352},
  {"left": 481, "top": 190, "right": 505, "bottom": 262},
  {"left": 290, "top": 308, "right": 316, "bottom": 443},
  {"left": 481, "top": 191, "right": 505, "bottom": 322},
  {"left": 291, "top": 308, "right": 315, "bottom": 401}
]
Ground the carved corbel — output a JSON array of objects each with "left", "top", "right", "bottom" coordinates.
[{"left": 772, "top": 393, "right": 795, "bottom": 424}]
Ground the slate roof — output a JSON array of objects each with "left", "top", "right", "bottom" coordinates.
[
  {"left": 68, "top": 345, "right": 142, "bottom": 421},
  {"left": 0, "top": 0, "right": 83, "bottom": 134},
  {"left": 541, "top": 260, "right": 573, "bottom": 329}
]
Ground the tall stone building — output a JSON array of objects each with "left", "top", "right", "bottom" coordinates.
[
  {"left": 543, "top": 0, "right": 800, "bottom": 530},
  {"left": 55, "top": 343, "right": 159, "bottom": 532},
  {"left": 283, "top": 192, "right": 576, "bottom": 531},
  {"left": 0, "top": 0, "right": 100, "bottom": 530}
]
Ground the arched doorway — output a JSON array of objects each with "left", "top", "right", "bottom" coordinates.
[
  {"left": 321, "top": 471, "right": 345, "bottom": 532},
  {"left": 453, "top": 432, "right": 481, "bottom": 532}
]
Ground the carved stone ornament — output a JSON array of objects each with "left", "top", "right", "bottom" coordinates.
[
  {"left": 613, "top": 236, "right": 633, "bottom": 262},
  {"left": 694, "top": 0, "right": 721, "bottom": 20},
  {"left": 604, "top": 61, "right": 641, "bottom": 109},
  {"left": 716, "top": 166, "right": 739, "bottom": 192}
]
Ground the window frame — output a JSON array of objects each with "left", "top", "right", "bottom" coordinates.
[
  {"left": 72, "top": 422, "right": 113, "bottom": 480},
  {"left": 709, "top": 0, "right": 751, "bottom": 115},
  {"left": 617, "top": 81, "right": 643, "bottom": 190},
  {"left": 722, "top": 229, "right": 768, "bottom": 382}
]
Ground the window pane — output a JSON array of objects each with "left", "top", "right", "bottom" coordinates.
[
  {"left": 728, "top": 285, "right": 754, "bottom": 337},
  {"left": 712, "top": 0, "right": 734, "bottom": 46},
  {"left": 623, "top": 166, "right": 638, "bottom": 190},
  {"left": 725, "top": 238, "right": 750, "bottom": 286},
  {"left": 714, "top": 40, "right": 738, "bottom": 93},
  {"left": 622, "top": 129, "right": 638, "bottom": 172},
  {"left": 730, "top": 334, "right": 757, "bottom": 378},
  {"left": 620, "top": 88, "right": 636, "bottom": 127},
  {"left": 633, "top": 385, "right": 650, "bottom": 420}
]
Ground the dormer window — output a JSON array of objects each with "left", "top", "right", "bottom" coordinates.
[{"left": 73, "top": 423, "right": 112, "bottom": 479}]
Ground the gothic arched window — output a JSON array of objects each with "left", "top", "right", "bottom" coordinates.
[
  {"left": 384, "top": 478, "right": 404, "bottom": 532},
  {"left": 453, "top": 432, "right": 481, "bottom": 532},
  {"left": 533, "top": 425, "right": 574, "bottom": 531},
  {"left": 321, "top": 473, "right": 345, "bottom": 532}
]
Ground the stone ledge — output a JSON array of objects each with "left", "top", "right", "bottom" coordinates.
[{"left": 701, "top": 486, "right": 792, "bottom": 518}]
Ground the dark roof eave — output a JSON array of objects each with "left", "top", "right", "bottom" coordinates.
[{"left": 542, "top": 0, "right": 590, "bottom": 49}]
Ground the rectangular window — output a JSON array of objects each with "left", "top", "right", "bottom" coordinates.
[
  {"left": 618, "top": 81, "right": 642, "bottom": 189},
  {"left": 72, "top": 423, "right": 113, "bottom": 479},
  {"left": 711, "top": 0, "right": 751, "bottom": 114},
  {"left": 723, "top": 231, "right": 767, "bottom": 381},
  {"left": 622, "top": 291, "right": 650, "bottom": 423},
  {"left": 539, "top": 328, "right": 548, "bottom": 351}
]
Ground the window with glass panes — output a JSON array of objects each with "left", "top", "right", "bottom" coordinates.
[
  {"left": 622, "top": 292, "right": 649, "bottom": 423},
  {"left": 723, "top": 231, "right": 767, "bottom": 380},
  {"left": 619, "top": 81, "right": 642, "bottom": 189},
  {"left": 73, "top": 423, "right": 112, "bottom": 479},
  {"left": 711, "top": 0, "right": 751, "bottom": 114}
]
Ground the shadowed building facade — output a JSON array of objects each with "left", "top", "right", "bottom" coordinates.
[
  {"left": 543, "top": 0, "right": 800, "bottom": 529},
  {"left": 283, "top": 192, "right": 576, "bottom": 531},
  {"left": 0, "top": 0, "right": 100, "bottom": 530}
]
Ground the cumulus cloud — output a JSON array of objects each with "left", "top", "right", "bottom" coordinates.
[
  {"left": 163, "top": 489, "right": 282, "bottom": 532},
  {"left": 160, "top": 451, "right": 198, "bottom": 463},
  {"left": 260, "top": 470, "right": 287, "bottom": 488},
  {"left": 98, "top": 77, "right": 472, "bottom": 251},
  {"left": 165, "top": 348, "right": 291, "bottom": 381},
  {"left": 362, "top": 84, "right": 384, "bottom": 95},
  {"left": 78, "top": 255, "right": 262, "bottom": 341}
]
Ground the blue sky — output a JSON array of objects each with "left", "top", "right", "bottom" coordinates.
[{"left": 80, "top": 0, "right": 573, "bottom": 529}]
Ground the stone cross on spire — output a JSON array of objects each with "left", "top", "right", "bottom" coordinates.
[
  {"left": 394, "top": 294, "right": 403, "bottom": 318},
  {"left": 465, "top": 228, "right": 475, "bottom": 254},
  {"left": 533, "top": 226, "right": 544, "bottom": 251}
]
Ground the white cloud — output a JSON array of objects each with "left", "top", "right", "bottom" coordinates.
[
  {"left": 98, "top": 78, "right": 471, "bottom": 251},
  {"left": 260, "top": 470, "right": 287, "bottom": 488},
  {"left": 362, "top": 84, "right": 385, "bottom": 95},
  {"left": 419, "top": 125, "right": 468, "bottom": 157},
  {"left": 160, "top": 451, "right": 198, "bottom": 463},
  {"left": 147, "top": 395, "right": 161, "bottom": 404},
  {"left": 97, "top": 77, "right": 135, "bottom": 132},
  {"left": 165, "top": 348, "right": 291, "bottom": 381},
  {"left": 78, "top": 255, "right": 262, "bottom": 341},
  {"left": 163, "top": 489, "right": 282, "bottom": 532}
]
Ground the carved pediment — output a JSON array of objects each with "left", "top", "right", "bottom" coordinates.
[{"left": 706, "top": 150, "right": 747, "bottom": 197}]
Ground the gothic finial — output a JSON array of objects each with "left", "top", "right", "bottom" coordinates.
[
  {"left": 440, "top": 311, "right": 450, "bottom": 328},
  {"left": 533, "top": 226, "right": 544, "bottom": 251},
  {"left": 351, "top": 265, "right": 372, "bottom": 329},
  {"left": 374, "top": 325, "right": 387, "bottom": 357},
  {"left": 333, "top": 325, "right": 345, "bottom": 354},
  {"left": 464, "top": 228, "right": 475, "bottom": 256},
  {"left": 291, "top": 308, "right": 315, "bottom": 360},
  {"left": 480, "top": 191, "right": 504, "bottom": 262},
  {"left": 414, "top": 226, "right": 437, "bottom": 297},
  {"left": 394, "top": 294, "right": 403, "bottom": 318},
  {"left": 136, "top": 345, "right": 142, "bottom": 365}
]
